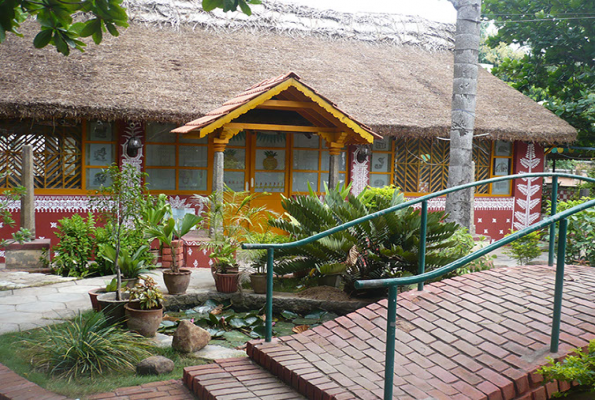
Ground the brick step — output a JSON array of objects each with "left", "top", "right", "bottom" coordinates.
[
  {"left": 0, "top": 363, "right": 68, "bottom": 400},
  {"left": 184, "top": 358, "right": 306, "bottom": 400}
]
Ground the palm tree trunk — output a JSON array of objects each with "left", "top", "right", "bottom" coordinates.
[{"left": 445, "top": 0, "right": 481, "bottom": 233}]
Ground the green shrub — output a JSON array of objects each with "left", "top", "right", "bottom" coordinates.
[
  {"left": 539, "top": 340, "right": 595, "bottom": 396},
  {"left": 23, "top": 312, "right": 151, "bottom": 381},
  {"left": 552, "top": 197, "right": 595, "bottom": 265},
  {"left": 52, "top": 214, "right": 100, "bottom": 278},
  {"left": 505, "top": 229, "right": 544, "bottom": 265},
  {"left": 267, "top": 184, "right": 462, "bottom": 296}
]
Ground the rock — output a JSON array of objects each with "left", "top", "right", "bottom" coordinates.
[
  {"left": 172, "top": 320, "right": 211, "bottom": 353},
  {"left": 136, "top": 356, "right": 174, "bottom": 376}
]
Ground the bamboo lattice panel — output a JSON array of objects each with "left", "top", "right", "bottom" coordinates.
[{"left": 0, "top": 121, "right": 82, "bottom": 189}]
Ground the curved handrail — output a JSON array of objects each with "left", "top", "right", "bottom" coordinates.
[
  {"left": 243, "top": 172, "right": 595, "bottom": 251},
  {"left": 355, "top": 197, "right": 595, "bottom": 289},
  {"left": 241, "top": 172, "right": 595, "bottom": 400}
]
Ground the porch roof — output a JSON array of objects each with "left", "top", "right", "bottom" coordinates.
[{"left": 172, "top": 72, "right": 381, "bottom": 145}]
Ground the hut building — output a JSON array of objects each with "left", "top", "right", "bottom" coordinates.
[{"left": 0, "top": 0, "right": 576, "bottom": 265}]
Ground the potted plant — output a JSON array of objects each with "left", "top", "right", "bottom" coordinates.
[
  {"left": 124, "top": 275, "right": 164, "bottom": 337},
  {"left": 98, "top": 243, "right": 152, "bottom": 287},
  {"left": 210, "top": 241, "right": 240, "bottom": 293},
  {"left": 88, "top": 277, "right": 118, "bottom": 312},
  {"left": 246, "top": 231, "right": 289, "bottom": 294},
  {"left": 145, "top": 197, "right": 202, "bottom": 295},
  {"left": 195, "top": 188, "right": 274, "bottom": 294}
]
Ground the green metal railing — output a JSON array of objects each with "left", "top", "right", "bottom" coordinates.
[{"left": 243, "top": 172, "right": 595, "bottom": 400}]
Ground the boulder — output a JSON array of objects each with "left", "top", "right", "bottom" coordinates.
[
  {"left": 136, "top": 356, "right": 174, "bottom": 376},
  {"left": 172, "top": 320, "right": 211, "bottom": 353}
]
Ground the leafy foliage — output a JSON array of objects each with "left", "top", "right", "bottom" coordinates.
[
  {"left": 505, "top": 229, "right": 544, "bottom": 266},
  {"left": 52, "top": 214, "right": 102, "bottom": 278},
  {"left": 144, "top": 194, "right": 202, "bottom": 273},
  {"left": 2, "top": 0, "right": 259, "bottom": 56},
  {"left": 0, "top": 183, "right": 32, "bottom": 248},
  {"left": 90, "top": 164, "right": 154, "bottom": 295},
  {"left": 550, "top": 197, "right": 595, "bottom": 265},
  {"left": 266, "top": 185, "right": 464, "bottom": 296},
  {"left": 539, "top": 340, "right": 595, "bottom": 396},
  {"left": 483, "top": 0, "right": 595, "bottom": 145},
  {"left": 128, "top": 276, "right": 163, "bottom": 310},
  {"left": 195, "top": 188, "right": 275, "bottom": 273},
  {"left": 23, "top": 312, "right": 151, "bottom": 381}
]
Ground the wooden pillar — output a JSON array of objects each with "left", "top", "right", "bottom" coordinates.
[{"left": 20, "top": 145, "right": 35, "bottom": 238}]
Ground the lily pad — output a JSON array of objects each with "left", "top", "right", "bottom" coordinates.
[
  {"left": 274, "top": 321, "right": 296, "bottom": 337},
  {"left": 228, "top": 318, "right": 247, "bottom": 329},
  {"left": 281, "top": 310, "right": 299, "bottom": 320}
]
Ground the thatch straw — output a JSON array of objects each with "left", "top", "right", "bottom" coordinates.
[{"left": 0, "top": 0, "right": 576, "bottom": 143}]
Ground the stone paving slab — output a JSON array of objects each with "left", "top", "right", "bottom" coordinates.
[{"left": 245, "top": 265, "right": 593, "bottom": 399}]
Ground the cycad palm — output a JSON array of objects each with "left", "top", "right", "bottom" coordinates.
[{"left": 269, "top": 185, "right": 464, "bottom": 296}]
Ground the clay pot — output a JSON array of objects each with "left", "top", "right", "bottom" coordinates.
[
  {"left": 88, "top": 288, "right": 107, "bottom": 312},
  {"left": 249, "top": 273, "right": 267, "bottom": 294},
  {"left": 163, "top": 269, "right": 192, "bottom": 295},
  {"left": 214, "top": 272, "right": 239, "bottom": 293},
  {"left": 124, "top": 302, "right": 163, "bottom": 338},
  {"left": 97, "top": 292, "right": 135, "bottom": 326}
]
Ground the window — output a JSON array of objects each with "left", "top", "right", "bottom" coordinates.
[
  {"left": 85, "top": 121, "right": 116, "bottom": 189},
  {"left": 0, "top": 120, "right": 83, "bottom": 190},
  {"left": 224, "top": 132, "right": 247, "bottom": 192},
  {"left": 393, "top": 138, "right": 449, "bottom": 193},
  {"left": 291, "top": 133, "right": 346, "bottom": 193},
  {"left": 490, "top": 140, "right": 513, "bottom": 195},
  {"left": 144, "top": 122, "right": 209, "bottom": 193}
]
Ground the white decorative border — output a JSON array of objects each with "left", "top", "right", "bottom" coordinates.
[
  {"left": 513, "top": 144, "right": 541, "bottom": 230},
  {"left": 407, "top": 197, "right": 514, "bottom": 211},
  {"left": 1, "top": 194, "right": 205, "bottom": 213}
]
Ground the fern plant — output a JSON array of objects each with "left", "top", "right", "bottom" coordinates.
[{"left": 266, "top": 184, "right": 465, "bottom": 297}]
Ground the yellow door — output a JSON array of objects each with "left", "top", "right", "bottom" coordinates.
[
  {"left": 222, "top": 131, "right": 289, "bottom": 216},
  {"left": 248, "top": 131, "right": 290, "bottom": 216}
]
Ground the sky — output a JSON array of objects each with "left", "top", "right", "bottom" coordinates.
[{"left": 274, "top": 0, "right": 458, "bottom": 23}]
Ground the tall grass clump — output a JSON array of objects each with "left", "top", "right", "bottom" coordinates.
[{"left": 24, "top": 312, "right": 151, "bottom": 381}]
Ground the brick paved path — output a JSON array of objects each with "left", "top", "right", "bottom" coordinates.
[
  {"left": 188, "top": 265, "right": 595, "bottom": 399},
  {"left": 4, "top": 265, "right": 595, "bottom": 399}
]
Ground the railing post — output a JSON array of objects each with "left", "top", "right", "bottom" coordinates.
[
  {"left": 418, "top": 200, "right": 428, "bottom": 291},
  {"left": 383, "top": 285, "right": 398, "bottom": 400},
  {"left": 548, "top": 176, "right": 559, "bottom": 266},
  {"left": 265, "top": 247, "right": 274, "bottom": 342},
  {"left": 550, "top": 218, "right": 567, "bottom": 353}
]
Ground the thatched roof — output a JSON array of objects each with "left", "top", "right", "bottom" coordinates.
[{"left": 0, "top": 0, "right": 577, "bottom": 143}]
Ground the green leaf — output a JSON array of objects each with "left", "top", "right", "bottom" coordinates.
[
  {"left": 105, "top": 22, "right": 119, "bottom": 37},
  {"left": 280, "top": 310, "right": 299, "bottom": 320},
  {"left": 202, "top": 0, "right": 224, "bottom": 12},
  {"left": 80, "top": 19, "right": 101, "bottom": 37},
  {"left": 251, "top": 325, "right": 267, "bottom": 338},
  {"left": 92, "top": 25, "right": 103, "bottom": 45},
  {"left": 228, "top": 318, "right": 247, "bottom": 328},
  {"left": 239, "top": 0, "right": 251, "bottom": 15},
  {"left": 33, "top": 29, "right": 52, "bottom": 48},
  {"left": 54, "top": 33, "right": 69, "bottom": 55}
]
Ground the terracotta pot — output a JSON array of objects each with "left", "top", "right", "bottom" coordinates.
[
  {"left": 249, "top": 273, "right": 267, "bottom": 294},
  {"left": 97, "top": 292, "right": 134, "bottom": 326},
  {"left": 163, "top": 269, "right": 192, "bottom": 295},
  {"left": 124, "top": 302, "right": 163, "bottom": 338},
  {"left": 88, "top": 288, "right": 107, "bottom": 312},
  {"left": 214, "top": 272, "right": 239, "bottom": 293}
]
